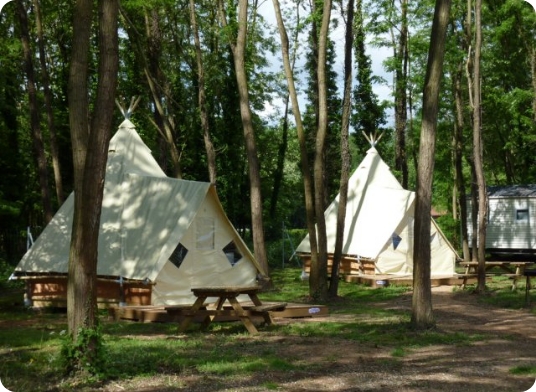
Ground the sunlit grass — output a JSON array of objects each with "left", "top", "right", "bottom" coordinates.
[
  {"left": 461, "top": 274, "right": 535, "bottom": 311},
  {"left": 0, "top": 267, "right": 509, "bottom": 391}
]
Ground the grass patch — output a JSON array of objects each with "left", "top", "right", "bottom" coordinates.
[
  {"left": 509, "top": 365, "right": 536, "bottom": 376},
  {"left": 462, "top": 275, "right": 534, "bottom": 311},
  {"left": 0, "top": 267, "right": 506, "bottom": 391}
]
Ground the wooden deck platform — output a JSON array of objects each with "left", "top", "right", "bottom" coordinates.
[
  {"left": 344, "top": 274, "right": 481, "bottom": 288},
  {"left": 108, "top": 302, "right": 328, "bottom": 323}
]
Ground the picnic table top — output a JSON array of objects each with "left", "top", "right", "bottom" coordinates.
[
  {"left": 190, "top": 286, "right": 261, "bottom": 296},
  {"left": 460, "top": 261, "right": 534, "bottom": 266}
]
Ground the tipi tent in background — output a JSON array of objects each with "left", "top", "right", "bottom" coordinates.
[
  {"left": 297, "top": 133, "right": 458, "bottom": 283},
  {"left": 12, "top": 102, "right": 265, "bottom": 307}
]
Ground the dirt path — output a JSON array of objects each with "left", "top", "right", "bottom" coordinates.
[
  {"left": 21, "top": 286, "right": 532, "bottom": 392},
  {"left": 312, "top": 286, "right": 536, "bottom": 392},
  {"left": 105, "top": 287, "right": 536, "bottom": 392}
]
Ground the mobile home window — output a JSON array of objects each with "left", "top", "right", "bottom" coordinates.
[{"left": 516, "top": 208, "right": 529, "bottom": 222}]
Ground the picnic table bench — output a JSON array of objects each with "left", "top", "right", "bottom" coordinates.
[{"left": 171, "top": 286, "right": 286, "bottom": 335}]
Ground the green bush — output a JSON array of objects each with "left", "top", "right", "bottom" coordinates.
[
  {"left": 0, "top": 257, "right": 24, "bottom": 291},
  {"left": 265, "top": 228, "right": 307, "bottom": 269}
]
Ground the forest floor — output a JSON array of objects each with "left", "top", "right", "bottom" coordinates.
[
  {"left": 89, "top": 286, "right": 536, "bottom": 392},
  {"left": 0, "top": 286, "right": 536, "bottom": 392}
]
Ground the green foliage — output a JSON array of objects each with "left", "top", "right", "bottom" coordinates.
[
  {"left": 0, "top": 257, "right": 24, "bottom": 294},
  {"left": 435, "top": 214, "right": 461, "bottom": 253},
  {"left": 60, "top": 325, "right": 108, "bottom": 379},
  {"left": 264, "top": 228, "right": 307, "bottom": 269},
  {"left": 509, "top": 365, "right": 536, "bottom": 376}
]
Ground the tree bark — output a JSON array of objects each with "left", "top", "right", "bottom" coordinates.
[
  {"left": 145, "top": 9, "right": 182, "bottom": 179},
  {"left": 218, "top": 0, "right": 270, "bottom": 280},
  {"left": 472, "top": 0, "right": 487, "bottom": 292},
  {"left": 189, "top": 0, "right": 217, "bottom": 184},
  {"left": 311, "top": 0, "right": 332, "bottom": 301},
  {"left": 330, "top": 0, "right": 354, "bottom": 298},
  {"left": 412, "top": 0, "right": 451, "bottom": 330},
  {"left": 270, "top": 95, "right": 290, "bottom": 220},
  {"left": 394, "top": 0, "right": 409, "bottom": 189},
  {"left": 33, "top": 0, "right": 64, "bottom": 206},
  {"left": 67, "top": 0, "right": 119, "bottom": 372},
  {"left": 271, "top": 0, "right": 318, "bottom": 280},
  {"left": 17, "top": 0, "right": 53, "bottom": 223},
  {"left": 452, "top": 64, "right": 470, "bottom": 261}
]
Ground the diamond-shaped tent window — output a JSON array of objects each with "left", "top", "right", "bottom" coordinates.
[
  {"left": 392, "top": 233, "right": 402, "bottom": 250},
  {"left": 169, "top": 242, "right": 189, "bottom": 269},
  {"left": 223, "top": 241, "right": 243, "bottom": 267}
]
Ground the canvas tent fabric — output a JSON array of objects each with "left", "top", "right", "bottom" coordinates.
[
  {"left": 14, "top": 119, "right": 264, "bottom": 305},
  {"left": 296, "top": 147, "right": 457, "bottom": 276}
]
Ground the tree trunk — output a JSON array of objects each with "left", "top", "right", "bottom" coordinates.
[
  {"left": 33, "top": 0, "right": 64, "bottom": 206},
  {"left": 271, "top": 0, "right": 318, "bottom": 278},
  {"left": 453, "top": 63, "right": 470, "bottom": 261},
  {"left": 67, "top": 0, "right": 118, "bottom": 373},
  {"left": 412, "top": 0, "right": 451, "bottom": 330},
  {"left": 145, "top": 9, "right": 182, "bottom": 179},
  {"left": 330, "top": 0, "right": 354, "bottom": 298},
  {"left": 394, "top": 0, "right": 409, "bottom": 189},
  {"left": 17, "top": 0, "right": 53, "bottom": 223},
  {"left": 189, "top": 0, "right": 217, "bottom": 184},
  {"left": 218, "top": 0, "right": 270, "bottom": 280},
  {"left": 311, "top": 0, "right": 332, "bottom": 301},
  {"left": 270, "top": 96, "right": 290, "bottom": 220},
  {"left": 532, "top": 47, "right": 536, "bottom": 123},
  {"left": 472, "top": 0, "right": 487, "bottom": 292}
]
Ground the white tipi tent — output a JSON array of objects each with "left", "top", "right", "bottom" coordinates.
[
  {"left": 13, "top": 119, "right": 265, "bottom": 306},
  {"left": 296, "top": 142, "right": 457, "bottom": 277}
]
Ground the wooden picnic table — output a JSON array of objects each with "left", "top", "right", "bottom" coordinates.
[
  {"left": 175, "top": 286, "right": 286, "bottom": 335},
  {"left": 460, "top": 261, "right": 534, "bottom": 275},
  {"left": 459, "top": 261, "right": 534, "bottom": 290}
]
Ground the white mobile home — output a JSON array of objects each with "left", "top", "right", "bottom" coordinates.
[{"left": 468, "top": 185, "right": 536, "bottom": 256}]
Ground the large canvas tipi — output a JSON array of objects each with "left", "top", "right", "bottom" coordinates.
[
  {"left": 13, "top": 119, "right": 265, "bottom": 306},
  {"left": 296, "top": 143, "right": 457, "bottom": 277}
]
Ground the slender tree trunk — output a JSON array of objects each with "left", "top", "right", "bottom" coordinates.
[
  {"left": 311, "top": 0, "right": 332, "bottom": 301},
  {"left": 17, "top": 0, "right": 53, "bottom": 223},
  {"left": 472, "top": 0, "right": 487, "bottom": 292},
  {"left": 189, "top": 0, "right": 217, "bottom": 184},
  {"left": 270, "top": 96, "right": 290, "bottom": 219},
  {"left": 67, "top": 0, "right": 119, "bottom": 372},
  {"left": 145, "top": 9, "right": 182, "bottom": 179},
  {"left": 330, "top": 0, "right": 354, "bottom": 297},
  {"left": 453, "top": 64, "right": 470, "bottom": 261},
  {"left": 33, "top": 0, "right": 64, "bottom": 206},
  {"left": 218, "top": 0, "right": 270, "bottom": 280},
  {"left": 412, "top": 0, "right": 451, "bottom": 330},
  {"left": 271, "top": 0, "right": 319, "bottom": 277},
  {"left": 532, "top": 47, "right": 536, "bottom": 123},
  {"left": 464, "top": 0, "right": 479, "bottom": 263},
  {"left": 395, "top": 0, "right": 409, "bottom": 188}
]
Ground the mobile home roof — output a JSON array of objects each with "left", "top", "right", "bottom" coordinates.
[{"left": 487, "top": 185, "right": 536, "bottom": 198}]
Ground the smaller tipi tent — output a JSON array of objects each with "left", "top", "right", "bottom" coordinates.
[
  {"left": 296, "top": 142, "right": 457, "bottom": 277},
  {"left": 13, "top": 119, "right": 265, "bottom": 306}
]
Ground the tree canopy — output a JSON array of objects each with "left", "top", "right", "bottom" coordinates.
[{"left": 1, "top": 0, "right": 535, "bottom": 273}]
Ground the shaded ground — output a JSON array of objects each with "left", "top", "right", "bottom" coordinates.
[
  {"left": 2, "top": 287, "right": 535, "bottom": 391},
  {"left": 91, "top": 286, "right": 536, "bottom": 392}
]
